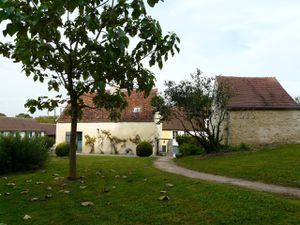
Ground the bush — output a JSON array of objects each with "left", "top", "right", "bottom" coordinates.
[
  {"left": 176, "top": 135, "right": 198, "bottom": 146},
  {"left": 179, "top": 143, "right": 204, "bottom": 156},
  {"left": 42, "top": 136, "right": 55, "bottom": 149},
  {"left": 55, "top": 142, "right": 70, "bottom": 157},
  {"left": 136, "top": 141, "right": 153, "bottom": 157},
  {"left": 0, "top": 135, "right": 49, "bottom": 174}
]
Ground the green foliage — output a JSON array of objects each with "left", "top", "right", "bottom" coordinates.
[
  {"left": 42, "top": 136, "right": 55, "bottom": 149},
  {"left": 0, "top": 112, "right": 6, "bottom": 117},
  {"left": 55, "top": 142, "right": 70, "bottom": 157},
  {"left": 84, "top": 134, "right": 96, "bottom": 153},
  {"left": 176, "top": 135, "right": 198, "bottom": 146},
  {"left": 15, "top": 113, "right": 32, "bottom": 118},
  {"left": 152, "top": 69, "right": 229, "bottom": 153},
  {"left": 136, "top": 141, "right": 153, "bottom": 157},
  {"left": 239, "top": 142, "right": 251, "bottom": 151},
  {"left": 221, "top": 142, "right": 251, "bottom": 153},
  {"left": 35, "top": 116, "right": 57, "bottom": 124},
  {"left": 179, "top": 143, "right": 204, "bottom": 156},
  {"left": 0, "top": 135, "right": 48, "bottom": 174}
]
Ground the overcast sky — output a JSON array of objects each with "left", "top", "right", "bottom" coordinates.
[{"left": 1, "top": 0, "right": 300, "bottom": 116}]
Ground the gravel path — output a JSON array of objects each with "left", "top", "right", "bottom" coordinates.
[{"left": 154, "top": 156, "right": 300, "bottom": 198}]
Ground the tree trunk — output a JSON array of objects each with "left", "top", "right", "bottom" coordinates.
[{"left": 68, "top": 104, "right": 78, "bottom": 180}]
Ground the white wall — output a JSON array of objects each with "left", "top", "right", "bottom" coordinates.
[{"left": 56, "top": 122, "right": 162, "bottom": 154}]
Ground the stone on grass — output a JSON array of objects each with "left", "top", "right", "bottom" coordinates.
[
  {"left": 158, "top": 195, "right": 170, "bottom": 201},
  {"left": 81, "top": 201, "right": 94, "bottom": 207},
  {"left": 95, "top": 171, "right": 101, "bottom": 175},
  {"left": 166, "top": 183, "right": 174, "bottom": 188},
  {"left": 52, "top": 173, "right": 60, "bottom": 177},
  {"left": 4, "top": 192, "right": 10, "bottom": 196},
  {"left": 64, "top": 190, "right": 70, "bottom": 194},
  {"left": 115, "top": 175, "right": 120, "bottom": 178},
  {"left": 122, "top": 175, "right": 127, "bottom": 179},
  {"left": 160, "top": 191, "right": 167, "bottom": 195},
  {"left": 7, "top": 182, "right": 16, "bottom": 186},
  {"left": 143, "top": 178, "right": 148, "bottom": 182},
  {"left": 30, "top": 197, "right": 39, "bottom": 202},
  {"left": 80, "top": 186, "right": 87, "bottom": 189},
  {"left": 36, "top": 181, "right": 44, "bottom": 185},
  {"left": 47, "top": 186, "right": 52, "bottom": 191},
  {"left": 23, "top": 214, "right": 31, "bottom": 220},
  {"left": 26, "top": 180, "right": 32, "bottom": 183},
  {"left": 21, "top": 190, "right": 29, "bottom": 195}
]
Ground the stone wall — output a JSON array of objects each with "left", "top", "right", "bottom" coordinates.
[{"left": 223, "top": 110, "right": 300, "bottom": 146}]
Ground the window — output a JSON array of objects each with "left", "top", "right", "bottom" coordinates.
[
  {"left": 173, "top": 131, "right": 178, "bottom": 140},
  {"left": 133, "top": 107, "right": 141, "bottom": 113}
]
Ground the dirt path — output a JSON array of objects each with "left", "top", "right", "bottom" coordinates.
[{"left": 154, "top": 156, "right": 300, "bottom": 198}]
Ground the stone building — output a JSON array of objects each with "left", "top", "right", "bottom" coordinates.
[{"left": 217, "top": 76, "right": 300, "bottom": 146}]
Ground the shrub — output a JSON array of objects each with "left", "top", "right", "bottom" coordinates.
[
  {"left": 179, "top": 143, "right": 204, "bottom": 156},
  {"left": 0, "top": 135, "right": 49, "bottom": 174},
  {"left": 239, "top": 142, "right": 251, "bottom": 151},
  {"left": 55, "top": 142, "right": 70, "bottom": 157},
  {"left": 176, "top": 135, "right": 198, "bottom": 146},
  {"left": 136, "top": 141, "right": 153, "bottom": 157},
  {"left": 42, "top": 136, "right": 55, "bottom": 150}
]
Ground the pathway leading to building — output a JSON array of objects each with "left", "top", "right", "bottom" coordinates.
[{"left": 154, "top": 156, "right": 300, "bottom": 198}]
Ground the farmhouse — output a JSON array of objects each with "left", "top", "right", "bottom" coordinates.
[
  {"left": 56, "top": 89, "right": 162, "bottom": 154},
  {"left": 217, "top": 76, "right": 300, "bottom": 146}
]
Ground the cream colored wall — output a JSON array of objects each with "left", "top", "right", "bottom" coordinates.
[
  {"left": 162, "top": 130, "right": 172, "bottom": 139},
  {"left": 56, "top": 122, "right": 161, "bottom": 154},
  {"left": 224, "top": 110, "right": 300, "bottom": 146}
]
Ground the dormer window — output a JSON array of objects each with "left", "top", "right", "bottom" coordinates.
[{"left": 133, "top": 107, "right": 141, "bottom": 113}]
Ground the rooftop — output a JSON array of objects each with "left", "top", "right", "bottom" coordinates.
[{"left": 216, "top": 76, "right": 300, "bottom": 110}]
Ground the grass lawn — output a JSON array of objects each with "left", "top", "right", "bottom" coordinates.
[
  {"left": 0, "top": 156, "right": 300, "bottom": 225},
  {"left": 176, "top": 144, "right": 300, "bottom": 188}
]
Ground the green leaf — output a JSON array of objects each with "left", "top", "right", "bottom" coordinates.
[{"left": 147, "top": 0, "right": 160, "bottom": 7}]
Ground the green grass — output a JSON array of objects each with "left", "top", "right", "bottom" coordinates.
[
  {"left": 176, "top": 144, "right": 300, "bottom": 188},
  {"left": 0, "top": 155, "right": 300, "bottom": 225}
]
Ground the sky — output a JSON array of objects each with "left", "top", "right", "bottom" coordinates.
[{"left": 1, "top": 0, "right": 300, "bottom": 116}]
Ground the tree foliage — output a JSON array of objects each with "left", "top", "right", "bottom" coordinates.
[
  {"left": 0, "top": 0, "right": 179, "bottom": 179},
  {"left": 35, "top": 116, "right": 57, "bottom": 124},
  {"left": 15, "top": 113, "right": 32, "bottom": 118},
  {"left": 0, "top": 113, "right": 6, "bottom": 117},
  {"left": 152, "top": 69, "right": 229, "bottom": 153}
]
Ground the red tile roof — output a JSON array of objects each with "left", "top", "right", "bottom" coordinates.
[
  {"left": 57, "top": 89, "right": 157, "bottom": 123},
  {"left": 216, "top": 76, "right": 300, "bottom": 110},
  {"left": 0, "top": 117, "right": 44, "bottom": 132}
]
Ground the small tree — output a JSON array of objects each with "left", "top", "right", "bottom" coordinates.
[
  {"left": 0, "top": 0, "right": 179, "bottom": 180},
  {"left": 0, "top": 113, "right": 6, "bottom": 117},
  {"left": 152, "top": 69, "right": 229, "bottom": 153}
]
